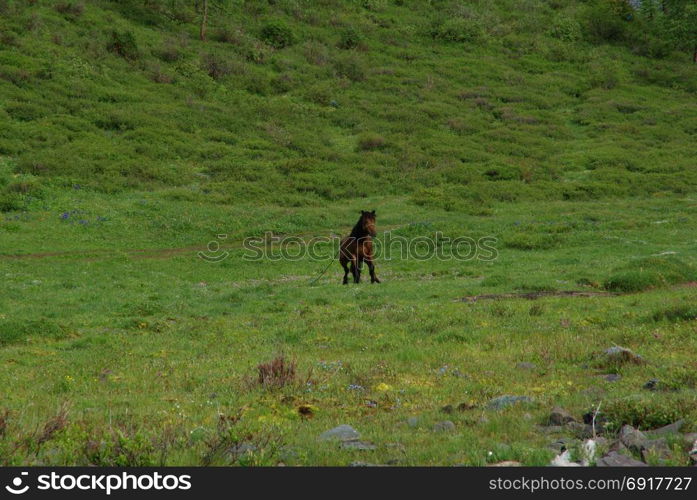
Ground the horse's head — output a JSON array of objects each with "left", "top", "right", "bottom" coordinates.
[{"left": 360, "top": 210, "right": 377, "bottom": 237}]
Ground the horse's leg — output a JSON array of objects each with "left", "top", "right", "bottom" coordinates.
[
  {"left": 356, "top": 257, "right": 364, "bottom": 283},
  {"left": 366, "top": 258, "right": 380, "bottom": 283},
  {"left": 351, "top": 259, "right": 360, "bottom": 283},
  {"left": 340, "top": 257, "right": 350, "bottom": 285}
]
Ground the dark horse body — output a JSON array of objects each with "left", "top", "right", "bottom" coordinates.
[{"left": 339, "top": 210, "right": 380, "bottom": 284}]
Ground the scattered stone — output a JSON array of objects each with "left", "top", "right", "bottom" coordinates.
[
  {"left": 319, "top": 425, "right": 361, "bottom": 442},
  {"left": 582, "top": 412, "right": 608, "bottom": 435},
  {"left": 609, "top": 440, "right": 629, "bottom": 454},
  {"left": 441, "top": 404, "right": 454, "bottom": 414},
  {"left": 566, "top": 422, "right": 594, "bottom": 439},
  {"left": 602, "top": 346, "right": 644, "bottom": 365},
  {"left": 489, "top": 461, "right": 522, "bottom": 467},
  {"left": 682, "top": 433, "right": 697, "bottom": 446},
  {"left": 539, "top": 425, "right": 564, "bottom": 435},
  {"left": 643, "top": 378, "right": 661, "bottom": 391},
  {"left": 433, "top": 420, "right": 456, "bottom": 433},
  {"left": 487, "top": 395, "right": 534, "bottom": 410},
  {"left": 597, "top": 451, "right": 648, "bottom": 467},
  {"left": 619, "top": 425, "right": 648, "bottom": 454},
  {"left": 406, "top": 416, "right": 420, "bottom": 428},
  {"left": 641, "top": 438, "right": 671, "bottom": 463},
  {"left": 548, "top": 438, "right": 577, "bottom": 453},
  {"left": 646, "top": 420, "right": 684, "bottom": 437},
  {"left": 341, "top": 440, "right": 377, "bottom": 451},
  {"left": 278, "top": 447, "right": 299, "bottom": 462},
  {"left": 599, "top": 374, "right": 622, "bottom": 382},
  {"left": 549, "top": 407, "right": 577, "bottom": 426},
  {"left": 516, "top": 362, "right": 537, "bottom": 371},
  {"left": 226, "top": 443, "right": 257, "bottom": 458}
]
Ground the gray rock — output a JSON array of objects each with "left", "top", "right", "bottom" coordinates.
[
  {"left": 609, "top": 440, "right": 629, "bottom": 453},
  {"left": 319, "top": 424, "right": 361, "bottom": 442},
  {"left": 433, "top": 420, "right": 456, "bottom": 433},
  {"left": 597, "top": 451, "right": 648, "bottom": 467},
  {"left": 487, "top": 395, "right": 534, "bottom": 410},
  {"left": 226, "top": 443, "right": 257, "bottom": 457},
  {"left": 406, "top": 416, "right": 420, "bottom": 428},
  {"left": 278, "top": 446, "right": 299, "bottom": 461},
  {"left": 549, "top": 407, "right": 577, "bottom": 425},
  {"left": 341, "top": 440, "right": 377, "bottom": 451},
  {"left": 566, "top": 421, "right": 594, "bottom": 439},
  {"left": 641, "top": 438, "right": 672, "bottom": 462},
  {"left": 603, "top": 346, "right": 644, "bottom": 365},
  {"left": 646, "top": 420, "right": 684, "bottom": 437},
  {"left": 457, "top": 402, "right": 476, "bottom": 412},
  {"left": 643, "top": 378, "right": 661, "bottom": 390},
  {"left": 619, "top": 425, "right": 648, "bottom": 454},
  {"left": 683, "top": 433, "right": 697, "bottom": 446},
  {"left": 516, "top": 362, "right": 537, "bottom": 370},
  {"left": 538, "top": 425, "right": 564, "bottom": 434},
  {"left": 548, "top": 438, "right": 577, "bottom": 453}
]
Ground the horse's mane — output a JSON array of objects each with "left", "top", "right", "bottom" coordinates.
[{"left": 349, "top": 213, "right": 368, "bottom": 238}]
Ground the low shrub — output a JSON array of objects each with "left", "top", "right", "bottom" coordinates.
[
  {"left": 604, "top": 257, "right": 697, "bottom": 293},
  {"left": 107, "top": 30, "right": 139, "bottom": 60},
  {"left": 260, "top": 20, "right": 295, "bottom": 49}
]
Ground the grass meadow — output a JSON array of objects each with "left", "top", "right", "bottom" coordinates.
[{"left": 0, "top": 0, "right": 696, "bottom": 465}]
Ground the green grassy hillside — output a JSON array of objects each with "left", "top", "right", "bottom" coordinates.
[
  {"left": 1, "top": 0, "right": 696, "bottom": 210},
  {"left": 0, "top": 0, "right": 696, "bottom": 466}
]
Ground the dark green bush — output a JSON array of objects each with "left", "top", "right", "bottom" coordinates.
[
  {"left": 333, "top": 54, "right": 366, "bottom": 81},
  {"left": 260, "top": 20, "right": 295, "bottom": 49},
  {"left": 583, "top": 1, "right": 628, "bottom": 43},
  {"left": 54, "top": 1, "right": 84, "bottom": 19},
  {"left": 107, "top": 30, "right": 139, "bottom": 60},
  {"left": 201, "top": 53, "right": 234, "bottom": 80},
  {"left": 338, "top": 26, "right": 362, "bottom": 49},
  {"left": 548, "top": 16, "right": 581, "bottom": 42},
  {"left": 430, "top": 17, "right": 483, "bottom": 43}
]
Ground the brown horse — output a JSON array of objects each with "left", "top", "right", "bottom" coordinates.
[{"left": 339, "top": 210, "right": 380, "bottom": 284}]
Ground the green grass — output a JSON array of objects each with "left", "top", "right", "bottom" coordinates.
[
  {"left": 0, "top": 0, "right": 696, "bottom": 466},
  {"left": 1, "top": 195, "right": 696, "bottom": 465}
]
